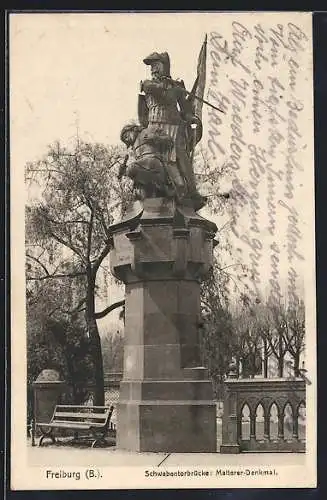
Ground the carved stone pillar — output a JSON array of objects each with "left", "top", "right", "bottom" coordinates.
[
  {"left": 220, "top": 380, "right": 241, "bottom": 453},
  {"left": 109, "top": 198, "right": 217, "bottom": 452},
  {"left": 264, "top": 410, "right": 270, "bottom": 441},
  {"left": 278, "top": 408, "right": 285, "bottom": 441}
]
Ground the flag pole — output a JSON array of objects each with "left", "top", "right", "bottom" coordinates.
[{"left": 190, "top": 125, "right": 197, "bottom": 167}]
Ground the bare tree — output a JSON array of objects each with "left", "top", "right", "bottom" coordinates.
[
  {"left": 231, "top": 303, "right": 263, "bottom": 379},
  {"left": 250, "top": 303, "right": 275, "bottom": 378},
  {"left": 280, "top": 297, "right": 305, "bottom": 375},
  {"left": 265, "top": 300, "right": 291, "bottom": 378}
]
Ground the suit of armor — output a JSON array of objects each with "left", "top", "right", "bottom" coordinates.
[{"left": 139, "top": 77, "right": 197, "bottom": 196}]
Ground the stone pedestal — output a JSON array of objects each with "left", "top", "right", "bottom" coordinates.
[
  {"left": 109, "top": 198, "right": 218, "bottom": 452},
  {"left": 32, "top": 369, "right": 66, "bottom": 425}
]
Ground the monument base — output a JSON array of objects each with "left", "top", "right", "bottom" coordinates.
[
  {"left": 117, "top": 382, "right": 217, "bottom": 452},
  {"left": 220, "top": 444, "right": 241, "bottom": 454},
  {"left": 109, "top": 198, "right": 218, "bottom": 453}
]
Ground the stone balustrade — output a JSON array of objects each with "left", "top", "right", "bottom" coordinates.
[{"left": 220, "top": 378, "right": 306, "bottom": 453}]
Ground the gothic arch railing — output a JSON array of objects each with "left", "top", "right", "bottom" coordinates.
[{"left": 220, "top": 378, "right": 306, "bottom": 453}]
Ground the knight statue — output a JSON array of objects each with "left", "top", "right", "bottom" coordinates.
[{"left": 119, "top": 38, "right": 223, "bottom": 211}]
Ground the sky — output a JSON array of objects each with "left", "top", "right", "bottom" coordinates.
[
  {"left": 10, "top": 13, "right": 209, "bottom": 166},
  {"left": 10, "top": 12, "right": 315, "bottom": 332}
]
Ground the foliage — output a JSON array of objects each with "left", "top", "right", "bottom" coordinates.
[
  {"left": 25, "top": 138, "right": 128, "bottom": 405},
  {"left": 102, "top": 328, "right": 124, "bottom": 374},
  {"left": 27, "top": 279, "right": 94, "bottom": 398}
]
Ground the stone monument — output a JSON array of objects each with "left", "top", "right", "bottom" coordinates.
[
  {"left": 109, "top": 44, "right": 221, "bottom": 452},
  {"left": 32, "top": 369, "right": 66, "bottom": 427}
]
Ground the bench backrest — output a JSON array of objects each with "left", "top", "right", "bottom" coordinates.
[{"left": 52, "top": 405, "right": 114, "bottom": 427}]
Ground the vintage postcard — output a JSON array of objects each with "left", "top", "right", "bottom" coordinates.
[{"left": 10, "top": 11, "right": 316, "bottom": 490}]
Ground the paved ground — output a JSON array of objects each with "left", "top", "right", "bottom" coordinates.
[{"left": 27, "top": 438, "right": 305, "bottom": 468}]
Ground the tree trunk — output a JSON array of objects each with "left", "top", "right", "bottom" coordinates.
[
  {"left": 65, "top": 348, "right": 78, "bottom": 403},
  {"left": 248, "top": 353, "right": 254, "bottom": 378},
  {"left": 251, "top": 351, "right": 256, "bottom": 378},
  {"left": 263, "top": 357, "right": 268, "bottom": 378},
  {"left": 278, "top": 333, "right": 284, "bottom": 377},
  {"left": 89, "top": 328, "right": 105, "bottom": 406},
  {"left": 293, "top": 351, "right": 300, "bottom": 375},
  {"left": 86, "top": 269, "right": 105, "bottom": 406},
  {"left": 263, "top": 340, "right": 268, "bottom": 378},
  {"left": 235, "top": 355, "right": 240, "bottom": 378}
]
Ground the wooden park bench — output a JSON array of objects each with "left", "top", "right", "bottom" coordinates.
[{"left": 36, "top": 405, "right": 114, "bottom": 448}]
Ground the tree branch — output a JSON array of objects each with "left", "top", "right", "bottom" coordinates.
[
  {"left": 217, "top": 218, "right": 234, "bottom": 235},
  {"left": 51, "top": 219, "right": 89, "bottom": 225},
  {"left": 26, "top": 271, "right": 86, "bottom": 281},
  {"left": 95, "top": 299, "right": 125, "bottom": 320},
  {"left": 50, "top": 230, "right": 85, "bottom": 262},
  {"left": 68, "top": 297, "right": 87, "bottom": 314},
  {"left": 92, "top": 242, "right": 112, "bottom": 273},
  {"left": 86, "top": 208, "right": 94, "bottom": 261},
  {"left": 26, "top": 253, "right": 50, "bottom": 276},
  {"left": 48, "top": 297, "right": 87, "bottom": 317}
]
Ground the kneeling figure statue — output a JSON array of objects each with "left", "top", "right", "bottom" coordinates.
[{"left": 119, "top": 123, "right": 176, "bottom": 200}]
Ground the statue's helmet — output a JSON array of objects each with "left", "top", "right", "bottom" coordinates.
[
  {"left": 120, "top": 122, "right": 140, "bottom": 145},
  {"left": 143, "top": 52, "right": 171, "bottom": 76}
]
